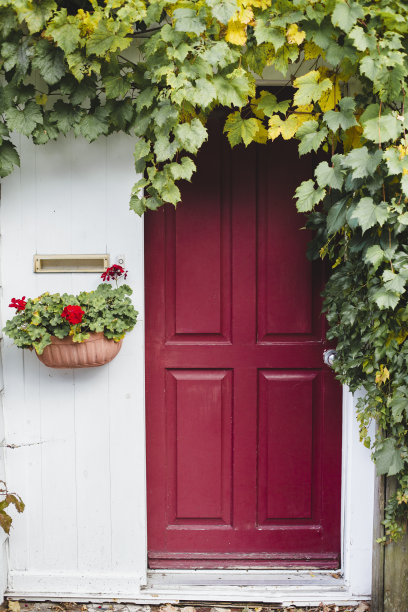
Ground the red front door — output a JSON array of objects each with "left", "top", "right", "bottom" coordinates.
[{"left": 145, "top": 116, "right": 342, "bottom": 569}]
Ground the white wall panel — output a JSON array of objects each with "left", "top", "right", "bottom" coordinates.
[{"left": 1, "top": 133, "right": 146, "bottom": 591}]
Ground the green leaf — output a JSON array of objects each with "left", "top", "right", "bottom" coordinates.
[
  {"left": 45, "top": 9, "right": 81, "bottom": 55},
  {"left": 17, "top": 0, "right": 56, "bottom": 34},
  {"left": 257, "top": 92, "right": 290, "bottom": 116},
  {"left": 401, "top": 174, "right": 408, "bottom": 197},
  {"left": 173, "top": 8, "right": 206, "bottom": 35},
  {"left": 32, "top": 39, "right": 66, "bottom": 85},
  {"left": 374, "top": 439, "right": 404, "bottom": 475},
  {"left": 360, "top": 104, "right": 402, "bottom": 144},
  {"left": 0, "top": 140, "right": 20, "bottom": 178},
  {"left": 174, "top": 118, "right": 207, "bottom": 154},
  {"left": 168, "top": 157, "right": 196, "bottom": 181},
  {"left": 383, "top": 147, "right": 408, "bottom": 175},
  {"left": 76, "top": 107, "right": 109, "bottom": 141},
  {"left": 129, "top": 193, "right": 147, "bottom": 216},
  {"left": 86, "top": 20, "right": 131, "bottom": 56},
  {"left": 342, "top": 146, "right": 383, "bottom": 179},
  {"left": 315, "top": 158, "right": 344, "bottom": 190},
  {"left": 351, "top": 197, "right": 388, "bottom": 233},
  {"left": 213, "top": 70, "right": 253, "bottom": 108},
  {"left": 206, "top": 0, "right": 238, "bottom": 25},
  {"left": 297, "top": 120, "right": 328, "bottom": 155},
  {"left": 161, "top": 180, "right": 181, "bottom": 205},
  {"left": 68, "top": 78, "right": 97, "bottom": 105},
  {"left": 200, "top": 41, "right": 239, "bottom": 69},
  {"left": 154, "top": 135, "right": 178, "bottom": 162},
  {"left": 331, "top": 1, "right": 364, "bottom": 34},
  {"left": 49, "top": 101, "right": 80, "bottom": 134},
  {"left": 365, "top": 245, "right": 385, "bottom": 271},
  {"left": 295, "top": 179, "right": 325, "bottom": 212},
  {"left": 6, "top": 102, "right": 43, "bottom": 137},
  {"left": 224, "top": 111, "right": 259, "bottom": 147},
  {"left": 0, "top": 7, "right": 17, "bottom": 38},
  {"left": 104, "top": 74, "right": 131, "bottom": 99},
  {"left": 191, "top": 78, "right": 217, "bottom": 108},
  {"left": 327, "top": 198, "right": 347, "bottom": 235},
  {"left": 372, "top": 287, "right": 400, "bottom": 310},
  {"left": 349, "top": 25, "right": 376, "bottom": 52},
  {"left": 134, "top": 138, "right": 151, "bottom": 161},
  {"left": 135, "top": 87, "right": 158, "bottom": 112},
  {"left": 293, "top": 70, "right": 332, "bottom": 106},
  {"left": 254, "top": 18, "right": 285, "bottom": 49},
  {"left": 323, "top": 97, "right": 358, "bottom": 132},
  {"left": 390, "top": 395, "right": 408, "bottom": 424},
  {"left": 383, "top": 269, "right": 406, "bottom": 294},
  {"left": 398, "top": 212, "right": 408, "bottom": 225}
]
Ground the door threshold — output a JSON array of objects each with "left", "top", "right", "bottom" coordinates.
[
  {"left": 142, "top": 569, "right": 367, "bottom": 606},
  {"left": 147, "top": 568, "right": 343, "bottom": 587}
]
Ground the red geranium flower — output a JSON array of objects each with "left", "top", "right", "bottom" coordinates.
[
  {"left": 61, "top": 305, "right": 85, "bottom": 325},
  {"left": 9, "top": 297, "right": 27, "bottom": 311},
  {"left": 101, "top": 264, "right": 128, "bottom": 282}
]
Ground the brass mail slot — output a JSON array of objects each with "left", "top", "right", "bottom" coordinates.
[{"left": 34, "top": 254, "right": 109, "bottom": 273}]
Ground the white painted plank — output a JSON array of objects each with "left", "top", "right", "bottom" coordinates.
[
  {"left": 2, "top": 135, "right": 39, "bottom": 572},
  {"left": 69, "top": 136, "right": 112, "bottom": 573},
  {"left": 105, "top": 134, "right": 146, "bottom": 576}
]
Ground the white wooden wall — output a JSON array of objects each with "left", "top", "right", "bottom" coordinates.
[
  {"left": 0, "top": 209, "right": 8, "bottom": 600},
  {"left": 1, "top": 133, "right": 147, "bottom": 596}
]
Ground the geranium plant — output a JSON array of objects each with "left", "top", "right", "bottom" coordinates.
[{"left": 4, "top": 267, "right": 138, "bottom": 355}]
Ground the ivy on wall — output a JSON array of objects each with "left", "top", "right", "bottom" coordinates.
[{"left": 1, "top": 0, "right": 408, "bottom": 541}]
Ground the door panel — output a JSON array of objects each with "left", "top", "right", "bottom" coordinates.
[{"left": 145, "top": 115, "right": 342, "bottom": 569}]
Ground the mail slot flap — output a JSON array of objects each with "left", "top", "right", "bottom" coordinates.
[{"left": 34, "top": 254, "right": 109, "bottom": 273}]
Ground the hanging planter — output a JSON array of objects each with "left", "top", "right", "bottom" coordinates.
[
  {"left": 36, "top": 332, "right": 123, "bottom": 369},
  {"left": 4, "top": 265, "right": 137, "bottom": 369}
]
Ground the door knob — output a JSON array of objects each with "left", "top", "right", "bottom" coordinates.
[{"left": 323, "top": 349, "right": 338, "bottom": 367}]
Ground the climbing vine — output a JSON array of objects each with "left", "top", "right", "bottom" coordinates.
[{"left": 1, "top": 0, "right": 408, "bottom": 541}]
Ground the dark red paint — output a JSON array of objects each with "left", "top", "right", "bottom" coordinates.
[{"left": 145, "top": 116, "right": 342, "bottom": 569}]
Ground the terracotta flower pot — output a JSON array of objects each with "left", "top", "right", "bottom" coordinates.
[{"left": 36, "top": 332, "right": 123, "bottom": 369}]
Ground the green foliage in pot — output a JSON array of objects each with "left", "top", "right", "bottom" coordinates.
[{"left": 4, "top": 282, "right": 138, "bottom": 355}]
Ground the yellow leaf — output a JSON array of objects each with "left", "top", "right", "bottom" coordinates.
[
  {"left": 396, "top": 329, "right": 408, "bottom": 345},
  {"left": 238, "top": 7, "right": 254, "bottom": 24},
  {"left": 286, "top": 24, "right": 306, "bottom": 46},
  {"left": 343, "top": 124, "right": 363, "bottom": 152},
  {"left": 281, "top": 114, "right": 298, "bottom": 139},
  {"left": 35, "top": 93, "right": 48, "bottom": 106},
  {"left": 318, "top": 76, "right": 341, "bottom": 112},
  {"left": 293, "top": 104, "right": 316, "bottom": 129},
  {"left": 226, "top": 19, "right": 247, "bottom": 46},
  {"left": 242, "top": 0, "right": 271, "bottom": 8},
  {"left": 304, "top": 41, "right": 323, "bottom": 60},
  {"left": 375, "top": 365, "right": 390, "bottom": 385},
  {"left": 268, "top": 115, "right": 282, "bottom": 140},
  {"left": 253, "top": 122, "right": 268, "bottom": 144},
  {"left": 398, "top": 144, "right": 408, "bottom": 159}
]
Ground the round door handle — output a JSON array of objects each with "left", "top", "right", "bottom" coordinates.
[{"left": 323, "top": 349, "right": 338, "bottom": 367}]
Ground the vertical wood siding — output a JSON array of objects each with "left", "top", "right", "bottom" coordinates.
[
  {"left": 1, "top": 134, "right": 147, "bottom": 592},
  {"left": 0, "top": 190, "right": 9, "bottom": 600}
]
